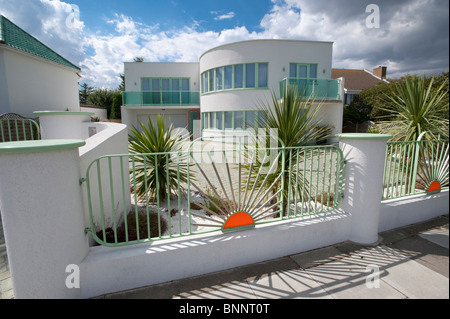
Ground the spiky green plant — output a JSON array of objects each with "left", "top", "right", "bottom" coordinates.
[
  {"left": 129, "top": 115, "right": 190, "bottom": 202},
  {"left": 376, "top": 75, "right": 449, "bottom": 141},
  {"left": 244, "top": 84, "right": 332, "bottom": 216}
]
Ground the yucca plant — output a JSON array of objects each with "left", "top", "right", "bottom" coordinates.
[
  {"left": 377, "top": 75, "right": 449, "bottom": 193},
  {"left": 129, "top": 115, "right": 190, "bottom": 202},
  {"left": 376, "top": 75, "right": 449, "bottom": 141},
  {"left": 244, "top": 84, "right": 332, "bottom": 217}
]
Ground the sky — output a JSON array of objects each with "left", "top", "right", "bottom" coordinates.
[{"left": 0, "top": 0, "right": 448, "bottom": 89}]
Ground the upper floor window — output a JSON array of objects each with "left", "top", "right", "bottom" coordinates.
[
  {"left": 201, "top": 63, "right": 268, "bottom": 94},
  {"left": 289, "top": 63, "right": 318, "bottom": 79},
  {"left": 141, "top": 77, "right": 190, "bottom": 104}
]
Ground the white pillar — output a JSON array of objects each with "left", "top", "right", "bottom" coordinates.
[
  {"left": 34, "top": 111, "right": 94, "bottom": 140},
  {"left": 336, "top": 133, "right": 392, "bottom": 244},
  {"left": 0, "top": 139, "right": 89, "bottom": 298}
]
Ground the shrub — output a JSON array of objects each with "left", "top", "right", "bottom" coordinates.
[
  {"left": 96, "top": 208, "right": 168, "bottom": 244},
  {"left": 128, "top": 115, "right": 191, "bottom": 202}
]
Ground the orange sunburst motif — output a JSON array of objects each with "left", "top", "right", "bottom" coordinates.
[
  {"left": 427, "top": 181, "right": 441, "bottom": 193},
  {"left": 223, "top": 212, "right": 255, "bottom": 231}
]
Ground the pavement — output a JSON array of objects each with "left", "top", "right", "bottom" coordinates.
[{"left": 0, "top": 214, "right": 448, "bottom": 300}]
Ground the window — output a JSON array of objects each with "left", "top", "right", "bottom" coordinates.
[
  {"left": 234, "top": 111, "right": 244, "bottom": 129},
  {"left": 246, "top": 111, "right": 255, "bottom": 129},
  {"left": 209, "top": 70, "right": 214, "bottom": 93},
  {"left": 258, "top": 63, "right": 268, "bottom": 88},
  {"left": 234, "top": 64, "right": 244, "bottom": 89},
  {"left": 209, "top": 113, "right": 215, "bottom": 129},
  {"left": 245, "top": 63, "right": 255, "bottom": 88},
  {"left": 203, "top": 111, "right": 261, "bottom": 131},
  {"left": 216, "top": 111, "right": 223, "bottom": 130},
  {"left": 141, "top": 77, "right": 190, "bottom": 105},
  {"left": 224, "top": 65, "right": 233, "bottom": 89},
  {"left": 310, "top": 64, "right": 317, "bottom": 79},
  {"left": 225, "top": 111, "right": 233, "bottom": 129},
  {"left": 215, "top": 67, "right": 223, "bottom": 91},
  {"left": 201, "top": 63, "right": 268, "bottom": 94},
  {"left": 202, "top": 72, "right": 209, "bottom": 93},
  {"left": 289, "top": 63, "right": 318, "bottom": 78}
]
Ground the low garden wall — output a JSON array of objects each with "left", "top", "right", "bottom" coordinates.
[{"left": 0, "top": 117, "right": 448, "bottom": 298}]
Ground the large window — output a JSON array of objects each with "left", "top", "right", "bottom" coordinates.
[
  {"left": 141, "top": 77, "right": 190, "bottom": 104},
  {"left": 203, "top": 111, "right": 264, "bottom": 131},
  {"left": 201, "top": 63, "right": 268, "bottom": 94}
]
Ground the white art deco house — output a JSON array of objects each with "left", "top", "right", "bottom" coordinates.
[{"left": 121, "top": 39, "right": 344, "bottom": 139}]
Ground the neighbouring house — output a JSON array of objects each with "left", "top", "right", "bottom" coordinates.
[
  {"left": 332, "top": 66, "right": 389, "bottom": 105},
  {"left": 0, "top": 15, "right": 81, "bottom": 118},
  {"left": 121, "top": 39, "right": 345, "bottom": 139}
]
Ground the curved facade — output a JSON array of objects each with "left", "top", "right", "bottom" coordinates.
[
  {"left": 122, "top": 39, "right": 344, "bottom": 139},
  {"left": 199, "top": 40, "right": 343, "bottom": 137}
]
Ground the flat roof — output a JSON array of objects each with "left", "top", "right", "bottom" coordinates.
[{"left": 199, "top": 39, "right": 334, "bottom": 59}]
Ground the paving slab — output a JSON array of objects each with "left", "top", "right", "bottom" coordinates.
[
  {"left": 419, "top": 226, "right": 449, "bottom": 249},
  {"left": 247, "top": 269, "right": 332, "bottom": 299},
  {"left": 303, "top": 246, "right": 408, "bottom": 299}
]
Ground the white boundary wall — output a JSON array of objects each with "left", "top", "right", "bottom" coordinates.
[
  {"left": 0, "top": 126, "right": 448, "bottom": 299},
  {"left": 80, "top": 211, "right": 351, "bottom": 298}
]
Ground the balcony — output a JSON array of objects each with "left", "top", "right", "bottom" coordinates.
[
  {"left": 122, "top": 91, "right": 200, "bottom": 106},
  {"left": 279, "top": 78, "right": 342, "bottom": 101}
]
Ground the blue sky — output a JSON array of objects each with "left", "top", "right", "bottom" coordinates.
[
  {"left": 75, "top": 0, "right": 273, "bottom": 33},
  {"left": 0, "top": 0, "right": 448, "bottom": 89}
]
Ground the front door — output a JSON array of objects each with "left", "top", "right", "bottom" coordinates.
[{"left": 188, "top": 110, "right": 200, "bottom": 140}]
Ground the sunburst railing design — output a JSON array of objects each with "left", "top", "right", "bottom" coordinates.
[
  {"left": 416, "top": 138, "right": 449, "bottom": 194},
  {"left": 382, "top": 133, "right": 449, "bottom": 200},
  {"left": 84, "top": 138, "right": 345, "bottom": 246},
  {"left": 187, "top": 144, "right": 284, "bottom": 233}
]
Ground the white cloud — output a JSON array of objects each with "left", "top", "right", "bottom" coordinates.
[
  {"left": 213, "top": 12, "right": 236, "bottom": 21},
  {"left": 0, "top": 0, "right": 86, "bottom": 67},
  {"left": 1, "top": 0, "right": 447, "bottom": 88}
]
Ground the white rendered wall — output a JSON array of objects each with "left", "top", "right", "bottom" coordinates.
[
  {"left": 124, "top": 62, "right": 200, "bottom": 92},
  {"left": 80, "top": 211, "right": 351, "bottom": 298},
  {"left": 0, "top": 141, "right": 89, "bottom": 299},
  {"left": 80, "top": 106, "right": 107, "bottom": 120},
  {"left": 36, "top": 112, "right": 93, "bottom": 140},
  {"left": 379, "top": 190, "right": 449, "bottom": 232},
  {"left": 79, "top": 122, "right": 131, "bottom": 245},
  {"left": 0, "top": 49, "right": 10, "bottom": 114},
  {"left": 0, "top": 48, "right": 80, "bottom": 118}
]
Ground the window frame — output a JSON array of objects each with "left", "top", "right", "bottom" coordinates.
[{"left": 201, "top": 62, "right": 269, "bottom": 95}]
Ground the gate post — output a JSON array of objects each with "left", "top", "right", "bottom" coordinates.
[
  {"left": 336, "top": 133, "right": 392, "bottom": 244},
  {"left": 0, "top": 139, "right": 89, "bottom": 298}
]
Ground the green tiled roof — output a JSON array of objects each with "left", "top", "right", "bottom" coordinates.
[{"left": 0, "top": 15, "right": 81, "bottom": 71}]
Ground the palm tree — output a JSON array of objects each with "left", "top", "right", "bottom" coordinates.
[
  {"left": 244, "top": 84, "right": 332, "bottom": 217},
  {"left": 376, "top": 75, "right": 449, "bottom": 141},
  {"left": 376, "top": 75, "right": 449, "bottom": 194},
  {"left": 128, "top": 115, "right": 190, "bottom": 202}
]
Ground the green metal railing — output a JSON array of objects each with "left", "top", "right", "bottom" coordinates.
[
  {"left": 382, "top": 135, "right": 449, "bottom": 200},
  {"left": 279, "top": 78, "right": 342, "bottom": 100},
  {"left": 0, "top": 118, "right": 41, "bottom": 142},
  {"left": 122, "top": 91, "right": 200, "bottom": 106},
  {"left": 83, "top": 143, "right": 345, "bottom": 247}
]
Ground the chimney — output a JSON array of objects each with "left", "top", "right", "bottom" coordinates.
[{"left": 373, "top": 66, "right": 387, "bottom": 79}]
